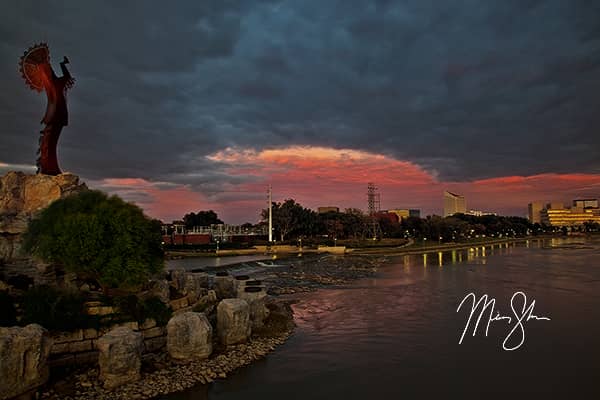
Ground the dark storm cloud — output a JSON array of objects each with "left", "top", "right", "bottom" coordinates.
[{"left": 1, "top": 0, "right": 599, "bottom": 188}]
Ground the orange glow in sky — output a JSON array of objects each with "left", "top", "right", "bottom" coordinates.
[{"left": 96, "top": 146, "right": 600, "bottom": 224}]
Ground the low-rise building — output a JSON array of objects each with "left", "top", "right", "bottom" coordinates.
[
  {"left": 540, "top": 208, "right": 600, "bottom": 226},
  {"left": 387, "top": 208, "right": 421, "bottom": 220},
  {"left": 573, "top": 199, "right": 599, "bottom": 209},
  {"left": 466, "top": 210, "right": 497, "bottom": 217},
  {"left": 318, "top": 206, "right": 340, "bottom": 214}
]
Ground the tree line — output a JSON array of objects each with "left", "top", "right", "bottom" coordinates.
[{"left": 260, "top": 199, "right": 542, "bottom": 243}]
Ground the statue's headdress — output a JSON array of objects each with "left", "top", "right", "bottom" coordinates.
[{"left": 19, "top": 43, "right": 51, "bottom": 92}]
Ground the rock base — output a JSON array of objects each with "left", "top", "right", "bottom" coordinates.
[{"left": 0, "top": 324, "right": 52, "bottom": 400}]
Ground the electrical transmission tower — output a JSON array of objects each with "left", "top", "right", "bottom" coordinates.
[{"left": 367, "top": 182, "right": 382, "bottom": 240}]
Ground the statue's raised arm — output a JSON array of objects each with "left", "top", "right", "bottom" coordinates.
[{"left": 19, "top": 43, "right": 75, "bottom": 175}]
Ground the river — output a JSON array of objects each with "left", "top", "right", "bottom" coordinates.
[
  {"left": 166, "top": 255, "right": 273, "bottom": 270},
  {"left": 163, "top": 237, "right": 600, "bottom": 399}
]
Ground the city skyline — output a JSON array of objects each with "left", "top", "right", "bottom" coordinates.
[{"left": 1, "top": 1, "right": 599, "bottom": 224}]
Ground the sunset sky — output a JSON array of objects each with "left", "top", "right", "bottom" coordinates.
[{"left": 1, "top": 1, "right": 599, "bottom": 223}]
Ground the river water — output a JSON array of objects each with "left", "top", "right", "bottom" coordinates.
[
  {"left": 166, "top": 255, "right": 272, "bottom": 270},
  {"left": 165, "top": 237, "right": 600, "bottom": 399}
]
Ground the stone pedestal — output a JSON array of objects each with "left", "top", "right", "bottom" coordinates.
[
  {"left": 214, "top": 274, "right": 235, "bottom": 299},
  {"left": 183, "top": 272, "right": 209, "bottom": 303},
  {"left": 166, "top": 312, "right": 213, "bottom": 362},
  {"left": 0, "top": 324, "right": 52, "bottom": 400},
  {"left": 239, "top": 286, "right": 269, "bottom": 329},
  {"left": 217, "top": 298, "right": 251, "bottom": 346},
  {"left": 97, "top": 327, "right": 142, "bottom": 390},
  {"left": 0, "top": 171, "right": 87, "bottom": 285}
]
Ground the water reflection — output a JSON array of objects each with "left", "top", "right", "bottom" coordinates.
[{"left": 164, "top": 237, "right": 600, "bottom": 400}]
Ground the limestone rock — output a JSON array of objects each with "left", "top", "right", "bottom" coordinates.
[
  {"left": 233, "top": 275, "right": 250, "bottom": 297},
  {"left": 166, "top": 312, "right": 213, "bottom": 362},
  {"left": 214, "top": 274, "right": 235, "bottom": 299},
  {"left": 239, "top": 287, "right": 270, "bottom": 329},
  {"left": 145, "top": 279, "right": 170, "bottom": 304},
  {"left": 0, "top": 171, "right": 86, "bottom": 230},
  {"left": 217, "top": 299, "right": 251, "bottom": 346},
  {"left": 0, "top": 324, "right": 51, "bottom": 400},
  {"left": 96, "top": 327, "right": 142, "bottom": 390},
  {"left": 183, "top": 272, "right": 209, "bottom": 303},
  {"left": 169, "top": 269, "right": 186, "bottom": 291},
  {"left": 0, "top": 171, "right": 87, "bottom": 284}
]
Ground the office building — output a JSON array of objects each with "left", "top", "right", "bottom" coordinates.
[
  {"left": 573, "top": 199, "right": 599, "bottom": 209},
  {"left": 443, "top": 191, "right": 466, "bottom": 217},
  {"left": 540, "top": 208, "right": 600, "bottom": 226},
  {"left": 388, "top": 208, "right": 421, "bottom": 220},
  {"left": 528, "top": 201, "right": 546, "bottom": 224},
  {"left": 318, "top": 206, "right": 340, "bottom": 214}
]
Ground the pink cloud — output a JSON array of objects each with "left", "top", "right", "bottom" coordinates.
[{"left": 92, "top": 147, "right": 600, "bottom": 224}]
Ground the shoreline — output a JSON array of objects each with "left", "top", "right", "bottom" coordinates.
[
  {"left": 41, "top": 295, "right": 296, "bottom": 400},
  {"left": 43, "top": 330, "right": 294, "bottom": 400},
  {"left": 166, "top": 234, "right": 565, "bottom": 260},
  {"left": 41, "top": 254, "right": 388, "bottom": 399},
  {"left": 350, "top": 236, "right": 547, "bottom": 256},
  {"left": 40, "top": 235, "right": 578, "bottom": 399}
]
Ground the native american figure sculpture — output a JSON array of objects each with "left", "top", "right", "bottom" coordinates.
[{"left": 19, "top": 43, "right": 75, "bottom": 175}]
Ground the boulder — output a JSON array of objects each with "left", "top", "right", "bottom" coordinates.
[
  {"left": 214, "top": 274, "right": 235, "bottom": 299},
  {"left": 146, "top": 279, "right": 170, "bottom": 304},
  {"left": 233, "top": 275, "right": 250, "bottom": 297},
  {"left": 0, "top": 172, "right": 86, "bottom": 235},
  {"left": 166, "top": 312, "right": 213, "bottom": 362},
  {"left": 183, "top": 272, "right": 209, "bottom": 303},
  {"left": 96, "top": 327, "right": 142, "bottom": 389},
  {"left": 169, "top": 269, "right": 187, "bottom": 291},
  {"left": 217, "top": 299, "right": 251, "bottom": 345},
  {"left": 0, "top": 171, "right": 87, "bottom": 285},
  {"left": 0, "top": 324, "right": 51, "bottom": 400},
  {"left": 239, "top": 286, "right": 270, "bottom": 329}
]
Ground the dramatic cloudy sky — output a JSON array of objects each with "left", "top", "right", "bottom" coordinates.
[{"left": 1, "top": 0, "right": 599, "bottom": 223}]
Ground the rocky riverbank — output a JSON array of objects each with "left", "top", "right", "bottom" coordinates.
[
  {"left": 41, "top": 331, "right": 292, "bottom": 400},
  {"left": 39, "top": 298, "right": 294, "bottom": 400},
  {"left": 33, "top": 254, "right": 389, "bottom": 400}
]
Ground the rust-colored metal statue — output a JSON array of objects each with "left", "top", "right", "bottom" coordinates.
[{"left": 19, "top": 43, "right": 75, "bottom": 175}]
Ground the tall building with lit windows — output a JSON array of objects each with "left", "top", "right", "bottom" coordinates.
[{"left": 443, "top": 191, "right": 466, "bottom": 217}]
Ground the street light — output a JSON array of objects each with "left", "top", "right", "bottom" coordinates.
[{"left": 216, "top": 239, "right": 220, "bottom": 254}]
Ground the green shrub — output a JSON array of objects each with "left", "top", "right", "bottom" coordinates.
[
  {"left": 22, "top": 190, "right": 164, "bottom": 290},
  {"left": 22, "top": 286, "right": 94, "bottom": 330},
  {"left": 0, "top": 291, "right": 17, "bottom": 326}
]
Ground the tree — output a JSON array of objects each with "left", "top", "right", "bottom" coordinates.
[
  {"left": 343, "top": 208, "right": 368, "bottom": 239},
  {"left": 261, "top": 199, "right": 317, "bottom": 241},
  {"left": 183, "top": 210, "right": 223, "bottom": 229},
  {"left": 22, "top": 190, "right": 164, "bottom": 290}
]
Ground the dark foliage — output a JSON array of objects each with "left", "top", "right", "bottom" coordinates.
[
  {"left": 113, "top": 295, "right": 172, "bottom": 326},
  {"left": 22, "top": 190, "right": 164, "bottom": 289},
  {"left": 22, "top": 286, "right": 95, "bottom": 330},
  {"left": 183, "top": 210, "right": 223, "bottom": 229},
  {"left": 0, "top": 292, "right": 17, "bottom": 326}
]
